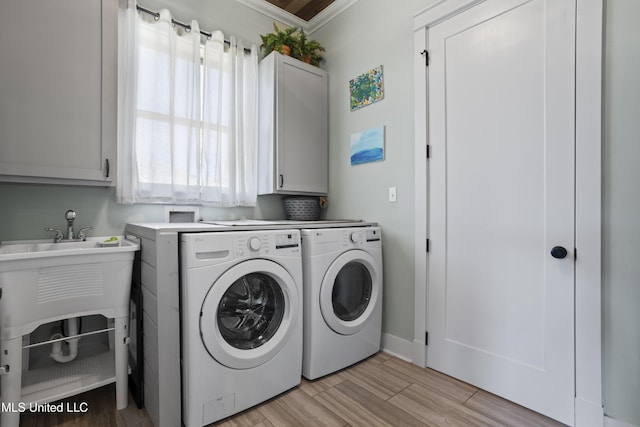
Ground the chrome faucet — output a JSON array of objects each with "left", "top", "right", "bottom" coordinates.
[
  {"left": 45, "top": 227, "right": 64, "bottom": 243},
  {"left": 45, "top": 210, "right": 93, "bottom": 242},
  {"left": 65, "top": 209, "right": 77, "bottom": 240},
  {"left": 77, "top": 226, "right": 94, "bottom": 240}
]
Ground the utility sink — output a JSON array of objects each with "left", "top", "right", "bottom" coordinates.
[
  {"left": 0, "top": 236, "right": 140, "bottom": 340},
  {"left": 0, "top": 236, "right": 139, "bottom": 425}
]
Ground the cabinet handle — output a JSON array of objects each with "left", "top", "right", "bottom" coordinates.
[
  {"left": 105, "top": 158, "right": 110, "bottom": 178},
  {"left": 279, "top": 174, "right": 284, "bottom": 188}
]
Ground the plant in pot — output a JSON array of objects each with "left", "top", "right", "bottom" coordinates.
[
  {"left": 295, "top": 30, "right": 325, "bottom": 66},
  {"left": 260, "top": 23, "right": 301, "bottom": 57}
]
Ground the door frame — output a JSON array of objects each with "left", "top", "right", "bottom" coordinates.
[{"left": 412, "top": 0, "right": 603, "bottom": 425}]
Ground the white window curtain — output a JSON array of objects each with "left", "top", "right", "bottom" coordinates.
[{"left": 117, "top": 1, "right": 259, "bottom": 206}]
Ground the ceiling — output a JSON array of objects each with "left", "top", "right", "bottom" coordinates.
[
  {"left": 234, "top": 0, "right": 357, "bottom": 33},
  {"left": 263, "top": 0, "right": 336, "bottom": 21}
]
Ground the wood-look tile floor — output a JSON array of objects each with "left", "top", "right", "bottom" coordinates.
[{"left": 19, "top": 352, "right": 566, "bottom": 427}]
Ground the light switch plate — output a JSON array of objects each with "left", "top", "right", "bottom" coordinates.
[{"left": 389, "top": 186, "right": 397, "bottom": 202}]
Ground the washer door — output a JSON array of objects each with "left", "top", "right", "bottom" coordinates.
[
  {"left": 200, "top": 259, "right": 299, "bottom": 369},
  {"left": 319, "top": 250, "right": 381, "bottom": 335}
]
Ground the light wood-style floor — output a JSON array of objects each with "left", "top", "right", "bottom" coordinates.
[{"left": 19, "top": 352, "right": 565, "bottom": 426}]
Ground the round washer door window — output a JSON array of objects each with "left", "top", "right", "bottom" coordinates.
[
  {"left": 217, "top": 272, "right": 285, "bottom": 350},
  {"left": 319, "top": 250, "right": 381, "bottom": 335},
  {"left": 200, "top": 259, "right": 299, "bottom": 369}
]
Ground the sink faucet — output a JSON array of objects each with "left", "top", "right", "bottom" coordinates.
[
  {"left": 65, "top": 209, "right": 77, "bottom": 240},
  {"left": 45, "top": 227, "right": 64, "bottom": 243},
  {"left": 45, "top": 210, "right": 93, "bottom": 242}
]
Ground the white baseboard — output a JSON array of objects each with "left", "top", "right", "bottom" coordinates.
[
  {"left": 412, "top": 338, "right": 426, "bottom": 368},
  {"left": 575, "top": 397, "right": 604, "bottom": 426},
  {"left": 381, "top": 333, "right": 413, "bottom": 362},
  {"left": 605, "top": 416, "right": 638, "bottom": 427}
]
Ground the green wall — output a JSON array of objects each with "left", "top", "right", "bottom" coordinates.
[
  {"left": 314, "top": 0, "right": 434, "bottom": 342},
  {"left": 0, "top": 183, "right": 285, "bottom": 241},
  {"left": 603, "top": 0, "right": 640, "bottom": 424}
]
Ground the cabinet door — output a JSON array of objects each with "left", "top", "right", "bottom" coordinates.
[
  {"left": 276, "top": 56, "right": 328, "bottom": 194},
  {"left": 0, "top": 0, "right": 116, "bottom": 186}
]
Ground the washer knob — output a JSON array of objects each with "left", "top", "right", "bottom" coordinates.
[
  {"left": 350, "top": 232, "right": 362, "bottom": 244},
  {"left": 248, "top": 237, "right": 262, "bottom": 251}
]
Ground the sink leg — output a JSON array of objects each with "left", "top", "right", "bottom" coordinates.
[
  {"left": 1, "top": 336, "right": 23, "bottom": 427},
  {"left": 114, "top": 316, "right": 129, "bottom": 410}
]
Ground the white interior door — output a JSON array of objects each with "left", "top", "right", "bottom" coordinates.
[{"left": 427, "top": 0, "right": 576, "bottom": 424}]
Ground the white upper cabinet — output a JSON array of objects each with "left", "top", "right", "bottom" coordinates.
[
  {"left": 258, "top": 52, "right": 328, "bottom": 195},
  {"left": 0, "top": 0, "right": 116, "bottom": 186}
]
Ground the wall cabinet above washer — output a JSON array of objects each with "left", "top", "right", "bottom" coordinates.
[
  {"left": 0, "top": 0, "right": 116, "bottom": 186},
  {"left": 258, "top": 52, "right": 328, "bottom": 195}
]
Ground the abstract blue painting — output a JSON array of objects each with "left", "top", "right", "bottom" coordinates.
[{"left": 350, "top": 126, "right": 385, "bottom": 166}]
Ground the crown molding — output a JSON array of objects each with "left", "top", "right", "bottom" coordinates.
[{"left": 234, "top": 0, "right": 358, "bottom": 33}]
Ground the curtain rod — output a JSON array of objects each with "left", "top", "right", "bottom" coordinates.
[{"left": 136, "top": 5, "right": 253, "bottom": 53}]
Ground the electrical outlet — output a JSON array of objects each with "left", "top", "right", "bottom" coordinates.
[{"left": 388, "top": 186, "right": 397, "bottom": 202}]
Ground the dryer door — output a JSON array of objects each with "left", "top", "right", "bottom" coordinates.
[
  {"left": 319, "top": 250, "right": 381, "bottom": 335},
  {"left": 200, "top": 259, "right": 299, "bottom": 369}
]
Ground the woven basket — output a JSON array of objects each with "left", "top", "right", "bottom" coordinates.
[{"left": 282, "top": 197, "right": 321, "bottom": 221}]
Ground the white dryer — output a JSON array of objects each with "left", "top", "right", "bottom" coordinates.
[
  {"left": 301, "top": 227, "right": 383, "bottom": 380},
  {"left": 180, "top": 230, "right": 303, "bottom": 426}
]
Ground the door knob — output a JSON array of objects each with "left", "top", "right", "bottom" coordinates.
[{"left": 550, "top": 246, "right": 568, "bottom": 259}]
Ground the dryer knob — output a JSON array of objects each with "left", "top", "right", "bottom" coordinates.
[
  {"left": 350, "top": 232, "right": 362, "bottom": 244},
  {"left": 248, "top": 237, "right": 262, "bottom": 251}
]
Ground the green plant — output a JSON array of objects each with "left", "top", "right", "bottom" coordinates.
[
  {"left": 290, "top": 29, "right": 306, "bottom": 60},
  {"left": 290, "top": 28, "right": 325, "bottom": 66},
  {"left": 300, "top": 37, "right": 325, "bottom": 66},
  {"left": 260, "top": 23, "right": 300, "bottom": 57},
  {"left": 260, "top": 24, "right": 325, "bottom": 66}
]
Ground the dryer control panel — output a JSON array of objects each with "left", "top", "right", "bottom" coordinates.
[
  {"left": 344, "top": 228, "right": 382, "bottom": 247},
  {"left": 300, "top": 227, "right": 381, "bottom": 257},
  {"left": 365, "top": 228, "right": 381, "bottom": 242}
]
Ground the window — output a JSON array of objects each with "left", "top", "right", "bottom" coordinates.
[{"left": 118, "top": 6, "right": 258, "bottom": 206}]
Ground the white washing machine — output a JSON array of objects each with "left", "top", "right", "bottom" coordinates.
[
  {"left": 301, "top": 227, "right": 383, "bottom": 380},
  {"left": 180, "top": 230, "right": 303, "bottom": 426}
]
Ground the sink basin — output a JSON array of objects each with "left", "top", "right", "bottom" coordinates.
[
  {"left": 0, "top": 237, "right": 138, "bottom": 260},
  {"left": 0, "top": 236, "right": 139, "bottom": 340}
]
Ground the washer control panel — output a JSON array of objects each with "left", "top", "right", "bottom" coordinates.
[
  {"left": 247, "top": 237, "right": 262, "bottom": 251},
  {"left": 235, "top": 231, "right": 300, "bottom": 257},
  {"left": 275, "top": 232, "right": 299, "bottom": 250}
]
